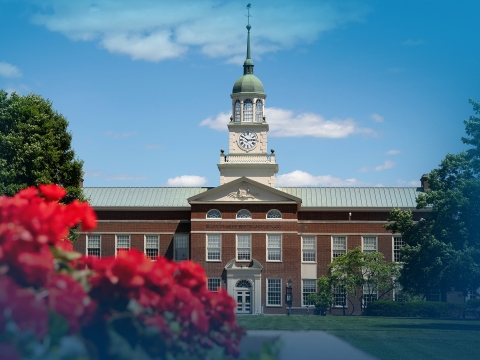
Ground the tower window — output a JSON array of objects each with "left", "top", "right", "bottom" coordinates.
[
  {"left": 234, "top": 100, "right": 241, "bottom": 122},
  {"left": 255, "top": 100, "right": 263, "bottom": 122},
  {"left": 243, "top": 99, "right": 253, "bottom": 122}
]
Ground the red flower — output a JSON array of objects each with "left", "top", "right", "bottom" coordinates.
[
  {"left": 0, "top": 276, "right": 49, "bottom": 339},
  {"left": 38, "top": 184, "right": 67, "bottom": 202}
]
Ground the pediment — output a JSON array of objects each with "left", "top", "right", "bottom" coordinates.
[{"left": 187, "top": 177, "right": 301, "bottom": 204}]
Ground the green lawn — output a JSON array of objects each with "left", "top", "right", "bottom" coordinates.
[{"left": 237, "top": 315, "right": 480, "bottom": 360}]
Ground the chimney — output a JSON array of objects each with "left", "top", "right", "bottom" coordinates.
[
  {"left": 420, "top": 174, "right": 430, "bottom": 191},
  {"left": 79, "top": 178, "right": 84, "bottom": 188}
]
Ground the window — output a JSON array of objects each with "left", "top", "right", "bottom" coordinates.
[
  {"left": 267, "top": 279, "right": 282, "bottom": 306},
  {"left": 206, "top": 209, "right": 222, "bottom": 219},
  {"left": 425, "top": 286, "right": 441, "bottom": 302},
  {"left": 206, "top": 234, "right": 221, "bottom": 261},
  {"left": 332, "top": 236, "right": 347, "bottom": 259},
  {"left": 267, "top": 234, "right": 281, "bottom": 261},
  {"left": 363, "top": 236, "right": 377, "bottom": 253},
  {"left": 362, "top": 284, "right": 378, "bottom": 307},
  {"left": 116, "top": 235, "right": 130, "bottom": 255},
  {"left": 333, "top": 286, "right": 347, "bottom": 307},
  {"left": 236, "top": 234, "right": 251, "bottom": 261},
  {"left": 87, "top": 235, "right": 101, "bottom": 257},
  {"left": 234, "top": 100, "right": 241, "bottom": 122},
  {"left": 255, "top": 100, "right": 263, "bottom": 122},
  {"left": 174, "top": 234, "right": 189, "bottom": 261},
  {"left": 145, "top": 235, "right": 159, "bottom": 260},
  {"left": 236, "top": 209, "right": 252, "bottom": 219},
  {"left": 393, "top": 282, "right": 405, "bottom": 302},
  {"left": 266, "top": 209, "right": 282, "bottom": 219},
  {"left": 302, "top": 237, "right": 316, "bottom": 262},
  {"left": 393, "top": 236, "right": 404, "bottom": 262},
  {"left": 466, "top": 289, "right": 479, "bottom": 301},
  {"left": 207, "top": 278, "right": 222, "bottom": 292},
  {"left": 302, "top": 280, "right": 316, "bottom": 306},
  {"left": 243, "top": 99, "right": 253, "bottom": 122}
]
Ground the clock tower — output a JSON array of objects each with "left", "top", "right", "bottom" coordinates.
[{"left": 218, "top": 22, "right": 278, "bottom": 187}]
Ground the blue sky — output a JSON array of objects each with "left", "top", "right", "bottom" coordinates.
[{"left": 1, "top": 0, "right": 479, "bottom": 188}]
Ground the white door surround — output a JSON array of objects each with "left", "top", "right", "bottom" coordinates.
[{"left": 225, "top": 259, "right": 263, "bottom": 314}]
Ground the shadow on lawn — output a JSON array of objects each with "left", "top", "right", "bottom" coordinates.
[{"left": 375, "top": 321, "right": 480, "bottom": 332}]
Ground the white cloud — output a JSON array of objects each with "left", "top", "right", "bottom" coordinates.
[
  {"left": 105, "top": 131, "right": 136, "bottom": 139},
  {"left": 371, "top": 113, "right": 384, "bottom": 122},
  {"left": 276, "top": 170, "right": 360, "bottom": 187},
  {"left": 105, "top": 173, "right": 147, "bottom": 181},
  {"left": 5, "top": 84, "right": 31, "bottom": 95},
  {"left": 403, "top": 39, "right": 424, "bottom": 46},
  {"left": 84, "top": 169, "right": 103, "bottom": 178},
  {"left": 30, "top": 0, "right": 369, "bottom": 62},
  {"left": 167, "top": 175, "right": 207, "bottom": 187},
  {"left": 200, "top": 107, "right": 376, "bottom": 138},
  {"left": 359, "top": 160, "right": 395, "bottom": 172},
  {"left": 0, "top": 62, "right": 22, "bottom": 78},
  {"left": 386, "top": 149, "right": 401, "bottom": 155},
  {"left": 397, "top": 179, "right": 420, "bottom": 187}
]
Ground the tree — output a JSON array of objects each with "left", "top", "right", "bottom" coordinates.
[
  {"left": 310, "top": 247, "right": 400, "bottom": 314},
  {"left": 0, "top": 90, "right": 84, "bottom": 203},
  {"left": 386, "top": 99, "right": 480, "bottom": 299}
]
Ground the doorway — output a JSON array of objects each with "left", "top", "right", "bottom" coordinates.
[{"left": 235, "top": 279, "right": 252, "bottom": 314}]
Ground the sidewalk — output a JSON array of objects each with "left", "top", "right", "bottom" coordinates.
[{"left": 240, "top": 330, "right": 377, "bottom": 360}]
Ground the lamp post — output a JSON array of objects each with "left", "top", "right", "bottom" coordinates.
[{"left": 285, "top": 279, "right": 292, "bottom": 316}]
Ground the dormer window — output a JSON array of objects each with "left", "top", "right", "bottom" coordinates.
[
  {"left": 234, "top": 100, "right": 241, "bottom": 122},
  {"left": 266, "top": 209, "right": 282, "bottom": 219},
  {"left": 236, "top": 209, "right": 252, "bottom": 219},
  {"left": 243, "top": 99, "right": 253, "bottom": 122},
  {"left": 206, "top": 209, "right": 222, "bottom": 219},
  {"left": 255, "top": 100, "right": 263, "bottom": 122}
]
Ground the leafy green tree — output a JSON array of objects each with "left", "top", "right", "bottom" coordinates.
[
  {"left": 386, "top": 99, "right": 480, "bottom": 299},
  {"left": 312, "top": 247, "right": 400, "bottom": 314},
  {"left": 0, "top": 90, "right": 84, "bottom": 203}
]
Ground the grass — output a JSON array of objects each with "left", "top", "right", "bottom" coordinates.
[{"left": 237, "top": 315, "right": 480, "bottom": 360}]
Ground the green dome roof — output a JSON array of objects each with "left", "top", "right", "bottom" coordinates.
[{"left": 232, "top": 74, "right": 265, "bottom": 94}]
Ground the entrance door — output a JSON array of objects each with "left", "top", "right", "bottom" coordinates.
[{"left": 235, "top": 279, "right": 252, "bottom": 314}]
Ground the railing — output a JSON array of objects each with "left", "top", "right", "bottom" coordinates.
[{"left": 219, "top": 154, "right": 276, "bottom": 164}]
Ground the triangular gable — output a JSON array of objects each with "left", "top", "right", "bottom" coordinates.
[{"left": 187, "top": 177, "right": 301, "bottom": 204}]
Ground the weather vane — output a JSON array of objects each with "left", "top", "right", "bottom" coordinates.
[{"left": 246, "top": 3, "right": 252, "bottom": 25}]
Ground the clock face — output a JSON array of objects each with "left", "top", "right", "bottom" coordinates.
[{"left": 237, "top": 130, "right": 258, "bottom": 151}]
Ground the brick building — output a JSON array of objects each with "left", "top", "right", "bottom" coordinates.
[{"left": 74, "top": 24, "right": 431, "bottom": 314}]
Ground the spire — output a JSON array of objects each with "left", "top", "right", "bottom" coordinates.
[{"left": 243, "top": 4, "right": 254, "bottom": 75}]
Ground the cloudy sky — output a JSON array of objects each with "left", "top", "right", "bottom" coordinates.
[{"left": 1, "top": 0, "right": 479, "bottom": 187}]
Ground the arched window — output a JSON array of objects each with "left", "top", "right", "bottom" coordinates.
[
  {"left": 266, "top": 209, "right": 282, "bottom": 219},
  {"left": 206, "top": 209, "right": 222, "bottom": 219},
  {"left": 243, "top": 99, "right": 253, "bottom": 122},
  {"left": 236, "top": 209, "right": 252, "bottom": 219},
  {"left": 236, "top": 279, "right": 252, "bottom": 288},
  {"left": 234, "top": 100, "right": 241, "bottom": 122},
  {"left": 255, "top": 100, "right": 263, "bottom": 122}
]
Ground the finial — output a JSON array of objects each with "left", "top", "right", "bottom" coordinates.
[{"left": 243, "top": 3, "right": 254, "bottom": 75}]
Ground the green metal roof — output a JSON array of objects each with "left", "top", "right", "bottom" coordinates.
[
  {"left": 277, "top": 187, "right": 423, "bottom": 209},
  {"left": 84, "top": 187, "right": 423, "bottom": 209},
  {"left": 84, "top": 187, "right": 211, "bottom": 208},
  {"left": 232, "top": 74, "right": 265, "bottom": 94}
]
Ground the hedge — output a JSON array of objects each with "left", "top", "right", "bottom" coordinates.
[{"left": 363, "top": 300, "right": 466, "bottom": 318}]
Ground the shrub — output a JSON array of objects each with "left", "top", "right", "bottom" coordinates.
[
  {"left": 0, "top": 185, "right": 244, "bottom": 359},
  {"left": 364, "top": 300, "right": 465, "bottom": 318}
]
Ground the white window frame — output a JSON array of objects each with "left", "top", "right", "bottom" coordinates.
[
  {"left": 206, "top": 209, "right": 222, "bottom": 219},
  {"left": 236, "top": 234, "right": 251, "bottom": 262},
  {"left": 302, "top": 279, "right": 317, "bottom": 307},
  {"left": 236, "top": 209, "right": 252, "bottom": 219},
  {"left": 362, "top": 236, "right": 378, "bottom": 254},
  {"left": 302, "top": 236, "right": 316, "bottom": 263},
  {"left": 174, "top": 234, "right": 189, "bottom": 262},
  {"left": 115, "top": 234, "right": 130, "bottom": 256},
  {"left": 207, "top": 278, "right": 222, "bottom": 292},
  {"left": 267, "top": 278, "right": 282, "bottom": 307},
  {"left": 393, "top": 236, "right": 404, "bottom": 262},
  {"left": 332, "top": 236, "right": 347, "bottom": 260},
  {"left": 86, "top": 234, "right": 101, "bottom": 257},
  {"left": 266, "top": 234, "right": 282, "bottom": 262},
  {"left": 206, "top": 234, "right": 221, "bottom": 262},
  {"left": 332, "top": 286, "right": 347, "bottom": 308},
  {"left": 144, "top": 235, "right": 159, "bottom": 261},
  {"left": 362, "top": 283, "right": 378, "bottom": 308},
  {"left": 266, "top": 209, "right": 282, "bottom": 219}
]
